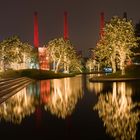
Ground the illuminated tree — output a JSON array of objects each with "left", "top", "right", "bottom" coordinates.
[
  {"left": 46, "top": 37, "right": 82, "bottom": 73},
  {"left": 46, "top": 38, "right": 68, "bottom": 73},
  {"left": 94, "top": 16, "right": 137, "bottom": 74},
  {"left": 69, "top": 55, "right": 83, "bottom": 73},
  {"left": 0, "top": 36, "right": 33, "bottom": 71},
  {"left": 86, "top": 58, "right": 96, "bottom": 72},
  {"left": 132, "top": 21, "right": 140, "bottom": 63},
  {"left": 62, "top": 43, "right": 82, "bottom": 73}
]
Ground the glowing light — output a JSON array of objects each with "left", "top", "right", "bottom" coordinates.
[
  {"left": 44, "top": 76, "right": 83, "bottom": 119},
  {"left": 64, "top": 11, "right": 69, "bottom": 39},
  {"left": 0, "top": 88, "right": 36, "bottom": 124},
  {"left": 87, "top": 74, "right": 103, "bottom": 94},
  {"left": 34, "top": 12, "right": 39, "bottom": 48},
  {"left": 94, "top": 82, "right": 140, "bottom": 140},
  {"left": 38, "top": 47, "right": 50, "bottom": 70},
  {"left": 40, "top": 80, "right": 50, "bottom": 103}
]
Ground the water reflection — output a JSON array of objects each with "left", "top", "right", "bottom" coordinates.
[
  {"left": 87, "top": 74, "right": 103, "bottom": 94},
  {"left": 0, "top": 88, "right": 36, "bottom": 124},
  {"left": 40, "top": 80, "right": 50, "bottom": 104},
  {"left": 44, "top": 76, "right": 83, "bottom": 119},
  {"left": 87, "top": 82, "right": 103, "bottom": 94},
  {"left": 94, "top": 82, "right": 140, "bottom": 140},
  {"left": 0, "top": 76, "right": 83, "bottom": 124}
]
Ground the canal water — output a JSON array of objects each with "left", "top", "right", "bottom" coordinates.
[{"left": 0, "top": 74, "right": 139, "bottom": 140}]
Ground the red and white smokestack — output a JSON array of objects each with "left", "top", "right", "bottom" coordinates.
[
  {"left": 34, "top": 12, "right": 39, "bottom": 48},
  {"left": 64, "top": 11, "right": 69, "bottom": 40},
  {"left": 100, "top": 12, "right": 104, "bottom": 38}
]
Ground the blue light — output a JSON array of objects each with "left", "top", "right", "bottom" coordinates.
[{"left": 103, "top": 67, "right": 112, "bottom": 73}]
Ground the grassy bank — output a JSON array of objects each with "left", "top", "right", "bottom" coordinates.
[
  {"left": 105, "top": 65, "right": 140, "bottom": 78},
  {"left": 89, "top": 65, "right": 140, "bottom": 82},
  {"left": 0, "top": 69, "right": 75, "bottom": 80}
]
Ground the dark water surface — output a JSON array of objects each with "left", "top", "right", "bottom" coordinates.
[{"left": 0, "top": 74, "right": 139, "bottom": 140}]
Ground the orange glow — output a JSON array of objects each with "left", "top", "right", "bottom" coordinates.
[
  {"left": 40, "top": 80, "right": 50, "bottom": 103},
  {"left": 87, "top": 74, "right": 103, "bottom": 94},
  {"left": 94, "top": 82, "right": 140, "bottom": 140},
  {"left": 44, "top": 76, "right": 83, "bottom": 119},
  {"left": 0, "top": 88, "right": 36, "bottom": 124},
  {"left": 38, "top": 47, "right": 50, "bottom": 70}
]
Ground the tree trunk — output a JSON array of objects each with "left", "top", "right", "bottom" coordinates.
[
  {"left": 111, "top": 61, "right": 116, "bottom": 73},
  {"left": 76, "top": 66, "right": 82, "bottom": 73},
  {"left": 120, "top": 59, "right": 125, "bottom": 75},
  {"left": 55, "top": 58, "right": 61, "bottom": 73},
  {"left": 97, "top": 63, "right": 100, "bottom": 72},
  {"left": 63, "top": 55, "right": 67, "bottom": 73},
  {"left": 66, "top": 65, "right": 69, "bottom": 73},
  {"left": 111, "top": 55, "right": 116, "bottom": 73},
  {"left": 119, "top": 50, "right": 126, "bottom": 75},
  {"left": 0, "top": 60, "right": 4, "bottom": 72},
  {"left": 53, "top": 60, "right": 56, "bottom": 71},
  {"left": 64, "top": 63, "right": 66, "bottom": 73},
  {"left": 89, "top": 64, "right": 92, "bottom": 72},
  {"left": 121, "top": 67, "right": 125, "bottom": 75}
]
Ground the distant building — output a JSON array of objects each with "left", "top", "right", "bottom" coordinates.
[
  {"left": 38, "top": 48, "right": 50, "bottom": 70},
  {"left": 33, "top": 12, "right": 50, "bottom": 70}
]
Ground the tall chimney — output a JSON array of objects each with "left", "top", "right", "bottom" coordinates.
[
  {"left": 64, "top": 11, "right": 69, "bottom": 39},
  {"left": 34, "top": 12, "right": 39, "bottom": 48},
  {"left": 100, "top": 12, "right": 104, "bottom": 38}
]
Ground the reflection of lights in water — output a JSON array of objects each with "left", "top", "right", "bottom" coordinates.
[
  {"left": 87, "top": 82, "right": 103, "bottom": 94},
  {"left": 94, "top": 82, "right": 140, "bottom": 140},
  {"left": 112, "top": 82, "right": 133, "bottom": 116},
  {"left": 87, "top": 74, "right": 103, "bottom": 94},
  {"left": 44, "top": 76, "right": 83, "bottom": 119},
  {"left": 40, "top": 80, "right": 50, "bottom": 104},
  {"left": 0, "top": 88, "right": 36, "bottom": 124}
]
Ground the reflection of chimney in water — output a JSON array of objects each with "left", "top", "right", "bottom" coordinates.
[{"left": 35, "top": 106, "right": 42, "bottom": 129}]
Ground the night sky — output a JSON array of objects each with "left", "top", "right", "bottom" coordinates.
[{"left": 0, "top": 0, "right": 140, "bottom": 57}]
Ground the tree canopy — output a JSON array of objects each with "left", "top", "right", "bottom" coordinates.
[
  {"left": 93, "top": 16, "right": 138, "bottom": 75},
  {"left": 0, "top": 35, "right": 34, "bottom": 71},
  {"left": 45, "top": 37, "right": 82, "bottom": 73}
]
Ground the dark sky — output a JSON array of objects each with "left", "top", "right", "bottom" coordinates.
[{"left": 0, "top": 0, "right": 140, "bottom": 57}]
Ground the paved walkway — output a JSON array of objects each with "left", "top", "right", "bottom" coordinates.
[{"left": 0, "top": 77, "right": 34, "bottom": 104}]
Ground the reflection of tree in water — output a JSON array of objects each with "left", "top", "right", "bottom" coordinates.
[
  {"left": 87, "top": 82, "right": 103, "bottom": 94},
  {"left": 94, "top": 82, "right": 140, "bottom": 140},
  {"left": 0, "top": 88, "right": 36, "bottom": 124},
  {"left": 44, "top": 77, "right": 83, "bottom": 119},
  {"left": 87, "top": 74, "right": 104, "bottom": 94}
]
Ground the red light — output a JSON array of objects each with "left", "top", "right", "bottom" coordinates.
[
  {"left": 64, "top": 11, "right": 69, "bottom": 39},
  {"left": 34, "top": 12, "right": 39, "bottom": 48}
]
